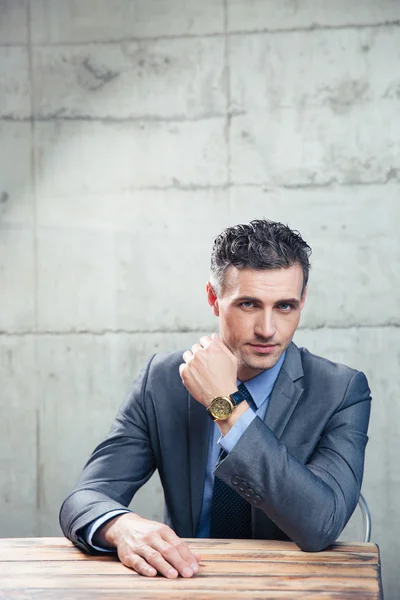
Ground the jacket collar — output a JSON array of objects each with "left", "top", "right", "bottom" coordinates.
[{"left": 263, "top": 342, "right": 304, "bottom": 438}]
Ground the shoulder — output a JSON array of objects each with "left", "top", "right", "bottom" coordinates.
[
  {"left": 148, "top": 348, "right": 185, "bottom": 371},
  {"left": 291, "top": 344, "right": 371, "bottom": 411},
  {"left": 295, "top": 344, "right": 370, "bottom": 397},
  {"left": 298, "top": 346, "right": 359, "bottom": 381},
  {"left": 143, "top": 349, "right": 186, "bottom": 389}
]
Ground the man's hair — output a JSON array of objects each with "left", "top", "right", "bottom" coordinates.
[{"left": 210, "top": 219, "right": 312, "bottom": 296}]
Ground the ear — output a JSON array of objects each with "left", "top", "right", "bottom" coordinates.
[
  {"left": 206, "top": 282, "right": 220, "bottom": 316},
  {"left": 300, "top": 285, "right": 308, "bottom": 310}
]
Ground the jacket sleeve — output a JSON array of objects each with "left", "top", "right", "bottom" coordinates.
[
  {"left": 213, "top": 370, "right": 371, "bottom": 551},
  {"left": 59, "top": 355, "right": 156, "bottom": 552}
]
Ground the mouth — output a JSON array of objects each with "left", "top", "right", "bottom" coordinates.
[{"left": 247, "top": 343, "right": 278, "bottom": 354}]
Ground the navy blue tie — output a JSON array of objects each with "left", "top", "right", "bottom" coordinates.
[{"left": 209, "top": 384, "right": 253, "bottom": 539}]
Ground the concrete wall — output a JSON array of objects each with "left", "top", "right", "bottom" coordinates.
[{"left": 0, "top": 1, "right": 399, "bottom": 597}]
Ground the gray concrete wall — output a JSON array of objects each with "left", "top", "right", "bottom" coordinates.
[{"left": 0, "top": 1, "right": 399, "bottom": 597}]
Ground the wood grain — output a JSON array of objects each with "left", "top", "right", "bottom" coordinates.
[{"left": 0, "top": 537, "right": 382, "bottom": 600}]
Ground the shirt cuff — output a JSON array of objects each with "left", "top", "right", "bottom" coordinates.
[
  {"left": 86, "top": 509, "right": 131, "bottom": 552},
  {"left": 219, "top": 407, "right": 257, "bottom": 454}
]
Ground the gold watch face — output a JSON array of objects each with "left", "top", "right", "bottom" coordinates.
[{"left": 209, "top": 396, "right": 234, "bottom": 420}]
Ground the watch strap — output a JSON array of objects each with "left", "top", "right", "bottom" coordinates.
[{"left": 229, "top": 388, "right": 247, "bottom": 407}]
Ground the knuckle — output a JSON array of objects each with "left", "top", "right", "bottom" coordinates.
[
  {"left": 135, "top": 561, "right": 150, "bottom": 576},
  {"left": 130, "top": 554, "right": 142, "bottom": 568},
  {"left": 147, "top": 549, "right": 161, "bottom": 562},
  {"left": 134, "top": 541, "right": 148, "bottom": 554},
  {"left": 170, "top": 538, "right": 182, "bottom": 549},
  {"left": 162, "top": 544, "right": 176, "bottom": 558},
  {"left": 124, "top": 553, "right": 143, "bottom": 572},
  {"left": 175, "top": 540, "right": 189, "bottom": 555},
  {"left": 161, "top": 526, "right": 174, "bottom": 538}
]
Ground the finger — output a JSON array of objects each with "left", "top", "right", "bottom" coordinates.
[
  {"left": 153, "top": 538, "right": 196, "bottom": 577},
  {"left": 182, "top": 350, "right": 193, "bottom": 363},
  {"left": 199, "top": 336, "right": 212, "bottom": 348},
  {"left": 210, "top": 333, "right": 227, "bottom": 351},
  {"left": 162, "top": 530, "right": 200, "bottom": 573},
  {"left": 211, "top": 333, "right": 226, "bottom": 349},
  {"left": 179, "top": 363, "right": 185, "bottom": 378},
  {"left": 212, "top": 334, "right": 235, "bottom": 357},
  {"left": 191, "top": 343, "right": 202, "bottom": 354},
  {"left": 137, "top": 545, "right": 179, "bottom": 579},
  {"left": 123, "top": 552, "right": 157, "bottom": 577}
]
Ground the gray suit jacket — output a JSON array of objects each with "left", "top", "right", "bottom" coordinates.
[{"left": 60, "top": 342, "right": 371, "bottom": 553}]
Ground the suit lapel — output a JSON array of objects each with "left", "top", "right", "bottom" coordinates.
[
  {"left": 252, "top": 342, "right": 304, "bottom": 539},
  {"left": 263, "top": 342, "right": 304, "bottom": 438},
  {"left": 188, "top": 393, "right": 211, "bottom": 536}
]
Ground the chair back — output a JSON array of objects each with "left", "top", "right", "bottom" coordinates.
[{"left": 359, "top": 493, "right": 371, "bottom": 542}]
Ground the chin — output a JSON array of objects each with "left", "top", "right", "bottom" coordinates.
[
  {"left": 242, "top": 355, "right": 278, "bottom": 372},
  {"left": 259, "top": 357, "right": 278, "bottom": 369},
  {"left": 246, "top": 348, "right": 283, "bottom": 369}
]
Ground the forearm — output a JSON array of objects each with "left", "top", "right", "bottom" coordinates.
[
  {"left": 215, "top": 417, "right": 364, "bottom": 551},
  {"left": 93, "top": 513, "right": 130, "bottom": 549},
  {"left": 81, "top": 510, "right": 130, "bottom": 551},
  {"left": 60, "top": 360, "right": 157, "bottom": 549},
  {"left": 60, "top": 487, "right": 134, "bottom": 548}
]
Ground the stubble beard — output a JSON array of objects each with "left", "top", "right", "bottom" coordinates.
[
  {"left": 242, "top": 353, "right": 278, "bottom": 371},
  {"left": 237, "top": 345, "right": 283, "bottom": 376}
]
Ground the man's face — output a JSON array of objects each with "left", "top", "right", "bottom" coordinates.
[{"left": 207, "top": 265, "right": 307, "bottom": 381}]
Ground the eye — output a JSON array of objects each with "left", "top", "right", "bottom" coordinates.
[
  {"left": 278, "top": 302, "right": 294, "bottom": 312},
  {"left": 240, "top": 301, "right": 255, "bottom": 309}
]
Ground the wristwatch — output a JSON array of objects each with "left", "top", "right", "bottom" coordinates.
[{"left": 206, "top": 389, "right": 247, "bottom": 421}]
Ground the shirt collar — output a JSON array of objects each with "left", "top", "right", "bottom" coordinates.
[{"left": 237, "top": 350, "right": 286, "bottom": 409}]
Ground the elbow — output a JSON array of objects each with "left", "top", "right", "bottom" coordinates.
[
  {"left": 294, "top": 521, "right": 343, "bottom": 553},
  {"left": 294, "top": 494, "right": 348, "bottom": 552},
  {"left": 296, "top": 536, "right": 334, "bottom": 553},
  {"left": 59, "top": 498, "right": 69, "bottom": 538}
]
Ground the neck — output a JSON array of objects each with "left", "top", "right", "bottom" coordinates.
[{"left": 237, "top": 365, "right": 265, "bottom": 383}]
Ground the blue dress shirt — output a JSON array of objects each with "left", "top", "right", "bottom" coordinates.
[
  {"left": 196, "top": 351, "right": 286, "bottom": 537},
  {"left": 86, "top": 351, "right": 286, "bottom": 548}
]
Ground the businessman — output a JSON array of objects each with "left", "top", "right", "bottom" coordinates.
[{"left": 60, "top": 219, "right": 371, "bottom": 580}]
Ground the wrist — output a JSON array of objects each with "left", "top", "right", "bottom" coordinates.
[
  {"left": 217, "top": 400, "right": 249, "bottom": 435},
  {"left": 207, "top": 386, "right": 238, "bottom": 407},
  {"left": 100, "top": 512, "right": 135, "bottom": 547},
  {"left": 207, "top": 388, "right": 247, "bottom": 422}
]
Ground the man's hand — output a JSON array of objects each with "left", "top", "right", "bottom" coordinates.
[
  {"left": 96, "top": 513, "right": 200, "bottom": 578},
  {"left": 179, "top": 333, "right": 238, "bottom": 407}
]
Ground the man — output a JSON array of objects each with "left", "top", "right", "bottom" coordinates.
[{"left": 60, "top": 219, "right": 371, "bottom": 580}]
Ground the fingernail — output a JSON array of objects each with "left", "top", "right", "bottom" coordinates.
[
  {"left": 147, "top": 567, "right": 156, "bottom": 576},
  {"left": 191, "top": 563, "right": 199, "bottom": 573},
  {"left": 167, "top": 568, "right": 178, "bottom": 578},
  {"left": 182, "top": 567, "right": 193, "bottom": 578}
]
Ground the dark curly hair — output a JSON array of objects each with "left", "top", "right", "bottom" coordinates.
[{"left": 210, "top": 219, "right": 311, "bottom": 296}]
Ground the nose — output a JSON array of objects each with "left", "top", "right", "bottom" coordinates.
[{"left": 255, "top": 309, "right": 276, "bottom": 340}]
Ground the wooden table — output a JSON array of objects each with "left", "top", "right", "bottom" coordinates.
[{"left": 0, "top": 537, "right": 382, "bottom": 599}]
